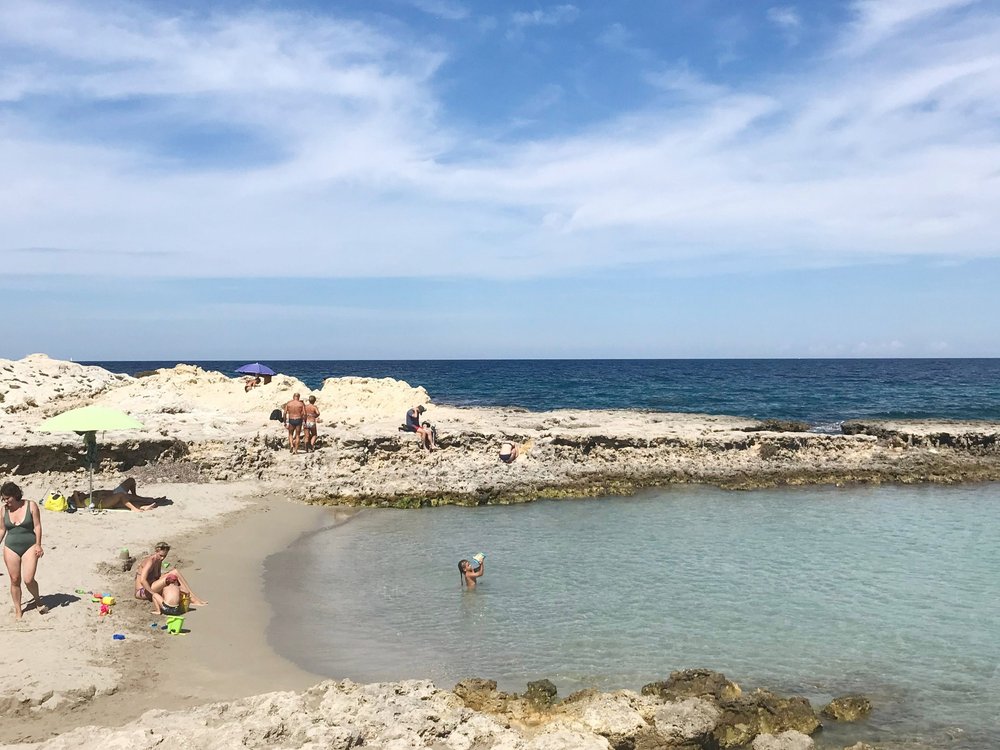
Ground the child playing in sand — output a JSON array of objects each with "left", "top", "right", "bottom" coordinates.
[{"left": 135, "top": 542, "right": 207, "bottom": 615}]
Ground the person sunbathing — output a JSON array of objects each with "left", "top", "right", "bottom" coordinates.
[{"left": 68, "top": 477, "right": 165, "bottom": 512}]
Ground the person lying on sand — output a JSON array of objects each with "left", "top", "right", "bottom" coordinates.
[
  {"left": 68, "top": 477, "right": 165, "bottom": 512},
  {"left": 135, "top": 542, "right": 207, "bottom": 615}
]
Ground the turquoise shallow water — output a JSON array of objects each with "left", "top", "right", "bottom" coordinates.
[{"left": 266, "top": 484, "right": 1000, "bottom": 749}]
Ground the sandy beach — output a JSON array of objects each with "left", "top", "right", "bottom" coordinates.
[
  {"left": 0, "top": 479, "right": 334, "bottom": 745},
  {"left": 3, "top": 355, "right": 999, "bottom": 749}
]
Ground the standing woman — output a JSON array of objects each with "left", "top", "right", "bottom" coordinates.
[{"left": 1, "top": 481, "right": 47, "bottom": 620}]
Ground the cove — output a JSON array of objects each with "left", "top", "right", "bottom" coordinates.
[{"left": 266, "top": 484, "right": 1000, "bottom": 749}]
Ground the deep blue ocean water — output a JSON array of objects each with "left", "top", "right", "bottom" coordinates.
[{"left": 87, "top": 359, "right": 1000, "bottom": 426}]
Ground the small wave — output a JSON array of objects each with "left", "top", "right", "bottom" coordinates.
[{"left": 809, "top": 421, "right": 844, "bottom": 435}]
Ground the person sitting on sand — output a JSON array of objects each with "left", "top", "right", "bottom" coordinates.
[
  {"left": 403, "top": 405, "right": 436, "bottom": 451},
  {"left": 68, "top": 477, "right": 165, "bottom": 512},
  {"left": 458, "top": 558, "right": 485, "bottom": 589},
  {"left": 1, "top": 481, "right": 48, "bottom": 620},
  {"left": 135, "top": 542, "right": 206, "bottom": 615}
]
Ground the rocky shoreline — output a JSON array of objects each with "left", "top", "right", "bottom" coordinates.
[
  {"left": 22, "top": 669, "right": 882, "bottom": 750},
  {"left": 0, "top": 355, "right": 987, "bottom": 749},
  {"left": 2, "top": 355, "right": 1000, "bottom": 506}
]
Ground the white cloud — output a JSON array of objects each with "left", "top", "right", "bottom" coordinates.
[
  {"left": 645, "top": 64, "right": 731, "bottom": 100},
  {"left": 0, "top": 0, "right": 998, "bottom": 283},
  {"left": 405, "top": 0, "right": 470, "bottom": 21},
  {"left": 768, "top": 6, "right": 801, "bottom": 29},
  {"left": 767, "top": 6, "right": 802, "bottom": 45},
  {"left": 843, "top": 0, "right": 979, "bottom": 55},
  {"left": 511, "top": 5, "right": 579, "bottom": 28}
]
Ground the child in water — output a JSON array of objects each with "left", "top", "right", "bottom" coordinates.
[{"left": 458, "top": 555, "right": 485, "bottom": 588}]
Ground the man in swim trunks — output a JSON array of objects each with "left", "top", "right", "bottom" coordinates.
[
  {"left": 68, "top": 477, "right": 165, "bottom": 512},
  {"left": 283, "top": 393, "right": 307, "bottom": 454},
  {"left": 134, "top": 542, "right": 207, "bottom": 615},
  {"left": 304, "top": 395, "right": 321, "bottom": 452},
  {"left": 1, "top": 481, "right": 47, "bottom": 620}
]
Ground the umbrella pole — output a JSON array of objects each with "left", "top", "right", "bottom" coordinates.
[{"left": 89, "top": 464, "right": 94, "bottom": 510}]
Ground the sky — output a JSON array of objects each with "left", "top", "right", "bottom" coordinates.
[{"left": 1, "top": 0, "right": 999, "bottom": 359}]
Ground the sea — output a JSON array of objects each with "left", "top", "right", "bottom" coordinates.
[
  {"left": 88, "top": 358, "right": 1000, "bottom": 427},
  {"left": 90, "top": 359, "right": 1000, "bottom": 749}
]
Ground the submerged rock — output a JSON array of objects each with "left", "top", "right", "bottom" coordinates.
[{"left": 821, "top": 694, "right": 873, "bottom": 721}]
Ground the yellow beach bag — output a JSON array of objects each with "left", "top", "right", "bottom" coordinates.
[{"left": 43, "top": 493, "right": 68, "bottom": 512}]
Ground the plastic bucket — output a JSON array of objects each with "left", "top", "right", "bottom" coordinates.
[{"left": 165, "top": 615, "right": 185, "bottom": 634}]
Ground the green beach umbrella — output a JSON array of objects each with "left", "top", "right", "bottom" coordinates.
[
  {"left": 38, "top": 406, "right": 145, "bottom": 508},
  {"left": 38, "top": 405, "right": 145, "bottom": 433}
]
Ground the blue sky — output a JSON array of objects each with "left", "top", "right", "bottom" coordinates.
[{"left": 2, "top": 0, "right": 999, "bottom": 359}]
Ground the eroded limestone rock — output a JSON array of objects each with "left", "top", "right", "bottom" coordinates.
[
  {"left": 712, "top": 689, "right": 820, "bottom": 748},
  {"left": 642, "top": 668, "right": 743, "bottom": 703},
  {"left": 751, "top": 729, "right": 815, "bottom": 750},
  {"left": 821, "top": 694, "right": 873, "bottom": 722}
]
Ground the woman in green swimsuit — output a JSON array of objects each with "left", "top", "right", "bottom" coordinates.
[{"left": 1, "top": 481, "right": 47, "bottom": 621}]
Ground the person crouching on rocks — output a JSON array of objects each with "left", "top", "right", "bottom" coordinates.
[{"left": 404, "top": 405, "right": 436, "bottom": 451}]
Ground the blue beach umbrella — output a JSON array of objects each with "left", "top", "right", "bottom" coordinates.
[{"left": 236, "top": 362, "right": 276, "bottom": 376}]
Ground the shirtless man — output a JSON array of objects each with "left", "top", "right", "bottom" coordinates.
[
  {"left": 458, "top": 558, "right": 485, "bottom": 589},
  {"left": 68, "top": 477, "right": 164, "bottom": 512},
  {"left": 283, "top": 393, "right": 307, "bottom": 454},
  {"left": 304, "top": 395, "right": 321, "bottom": 452},
  {"left": 134, "top": 542, "right": 207, "bottom": 614}
]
